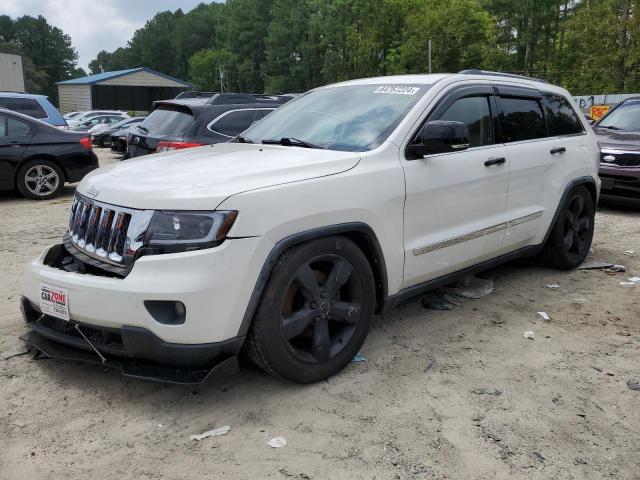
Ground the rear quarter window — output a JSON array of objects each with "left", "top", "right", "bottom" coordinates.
[
  {"left": 208, "top": 109, "right": 256, "bottom": 137},
  {"left": 499, "top": 97, "right": 547, "bottom": 143},
  {"left": 141, "top": 107, "right": 195, "bottom": 135},
  {"left": 0, "top": 97, "right": 48, "bottom": 119},
  {"left": 542, "top": 93, "right": 584, "bottom": 136}
]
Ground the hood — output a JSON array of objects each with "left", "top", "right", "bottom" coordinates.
[
  {"left": 594, "top": 127, "right": 640, "bottom": 152},
  {"left": 78, "top": 143, "right": 360, "bottom": 210}
]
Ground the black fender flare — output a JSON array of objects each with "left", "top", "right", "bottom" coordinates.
[{"left": 237, "top": 222, "right": 388, "bottom": 337}]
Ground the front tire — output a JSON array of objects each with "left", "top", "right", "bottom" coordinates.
[
  {"left": 539, "top": 186, "right": 595, "bottom": 269},
  {"left": 246, "top": 236, "right": 375, "bottom": 383},
  {"left": 16, "top": 159, "right": 65, "bottom": 200}
]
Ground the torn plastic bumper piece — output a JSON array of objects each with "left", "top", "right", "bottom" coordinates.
[{"left": 20, "top": 330, "right": 239, "bottom": 385}]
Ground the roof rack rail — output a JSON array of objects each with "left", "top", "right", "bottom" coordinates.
[{"left": 458, "top": 69, "right": 550, "bottom": 84}]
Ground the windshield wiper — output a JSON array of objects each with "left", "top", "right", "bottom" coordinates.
[
  {"left": 261, "top": 137, "right": 324, "bottom": 149},
  {"left": 233, "top": 135, "right": 254, "bottom": 144},
  {"left": 598, "top": 125, "right": 621, "bottom": 130},
  {"left": 136, "top": 125, "right": 149, "bottom": 133}
]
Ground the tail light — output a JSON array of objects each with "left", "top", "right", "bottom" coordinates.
[
  {"left": 79, "top": 137, "right": 92, "bottom": 150},
  {"left": 155, "top": 141, "right": 205, "bottom": 152}
]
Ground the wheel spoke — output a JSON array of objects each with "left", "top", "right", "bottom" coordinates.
[
  {"left": 565, "top": 209, "right": 575, "bottom": 224},
  {"left": 43, "top": 172, "right": 57, "bottom": 180},
  {"left": 330, "top": 301, "right": 361, "bottom": 325},
  {"left": 311, "top": 319, "right": 331, "bottom": 363},
  {"left": 34, "top": 183, "right": 43, "bottom": 194},
  {"left": 572, "top": 196, "right": 584, "bottom": 218},
  {"left": 282, "top": 307, "right": 316, "bottom": 340},
  {"left": 572, "top": 231, "right": 582, "bottom": 252},
  {"left": 324, "top": 259, "right": 352, "bottom": 299},
  {"left": 294, "top": 263, "right": 321, "bottom": 302},
  {"left": 25, "top": 177, "right": 38, "bottom": 184},
  {"left": 563, "top": 230, "right": 574, "bottom": 250},
  {"left": 42, "top": 181, "right": 54, "bottom": 192},
  {"left": 577, "top": 218, "right": 590, "bottom": 232},
  {"left": 36, "top": 165, "right": 43, "bottom": 176}
]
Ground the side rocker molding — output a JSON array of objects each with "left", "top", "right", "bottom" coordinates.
[
  {"left": 237, "top": 222, "right": 389, "bottom": 337},
  {"left": 383, "top": 176, "right": 598, "bottom": 312}
]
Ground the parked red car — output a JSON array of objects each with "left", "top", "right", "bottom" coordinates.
[{"left": 594, "top": 98, "right": 640, "bottom": 206}]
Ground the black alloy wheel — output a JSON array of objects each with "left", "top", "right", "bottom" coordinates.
[
  {"left": 246, "top": 236, "right": 375, "bottom": 383},
  {"left": 281, "top": 254, "right": 363, "bottom": 364},
  {"left": 539, "top": 186, "right": 595, "bottom": 269}
]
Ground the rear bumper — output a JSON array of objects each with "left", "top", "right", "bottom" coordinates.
[
  {"left": 20, "top": 297, "right": 243, "bottom": 384},
  {"left": 65, "top": 151, "right": 99, "bottom": 183}
]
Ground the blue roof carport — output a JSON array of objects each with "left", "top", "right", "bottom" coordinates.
[{"left": 56, "top": 68, "right": 192, "bottom": 114}]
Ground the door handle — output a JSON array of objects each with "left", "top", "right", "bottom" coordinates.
[
  {"left": 484, "top": 157, "right": 506, "bottom": 167},
  {"left": 550, "top": 147, "right": 566, "bottom": 154}
]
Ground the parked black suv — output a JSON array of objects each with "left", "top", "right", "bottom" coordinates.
[{"left": 126, "top": 93, "right": 292, "bottom": 158}]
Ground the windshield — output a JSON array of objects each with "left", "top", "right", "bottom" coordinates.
[
  {"left": 242, "top": 83, "right": 430, "bottom": 151},
  {"left": 138, "top": 106, "right": 194, "bottom": 135},
  {"left": 597, "top": 100, "right": 640, "bottom": 130}
]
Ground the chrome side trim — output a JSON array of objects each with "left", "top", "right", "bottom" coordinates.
[{"left": 412, "top": 211, "right": 543, "bottom": 256}]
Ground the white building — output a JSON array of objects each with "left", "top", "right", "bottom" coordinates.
[{"left": 0, "top": 52, "right": 26, "bottom": 92}]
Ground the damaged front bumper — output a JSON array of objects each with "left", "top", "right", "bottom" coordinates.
[{"left": 20, "top": 297, "right": 242, "bottom": 384}]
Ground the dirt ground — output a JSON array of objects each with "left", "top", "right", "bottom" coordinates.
[{"left": 1, "top": 148, "right": 639, "bottom": 480}]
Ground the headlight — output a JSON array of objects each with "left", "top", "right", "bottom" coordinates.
[{"left": 144, "top": 210, "right": 238, "bottom": 253}]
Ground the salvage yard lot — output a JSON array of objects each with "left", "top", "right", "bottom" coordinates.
[{"left": 1, "top": 149, "right": 639, "bottom": 480}]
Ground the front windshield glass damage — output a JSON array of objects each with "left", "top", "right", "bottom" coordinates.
[{"left": 241, "top": 84, "right": 430, "bottom": 152}]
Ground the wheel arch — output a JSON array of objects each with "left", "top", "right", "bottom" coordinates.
[{"left": 237, "top": 222, "right": 388, "bottom": 337}]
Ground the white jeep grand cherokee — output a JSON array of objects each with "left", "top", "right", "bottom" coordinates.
[{"left": 21, "top": 71, "right": 600, "bottom": 384}]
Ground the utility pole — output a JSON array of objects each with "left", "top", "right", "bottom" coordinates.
[
  {"left": 219, "top": 66, "right": 224, "bottom": 93},
  {"left": 428, "top": 38, "right": 432, "bottom": 74}
]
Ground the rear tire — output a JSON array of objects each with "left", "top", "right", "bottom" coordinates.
[
  {"left": 246, "top": 236, "right": 375, "bottom": 383},
  {"left": 539, "top": 186, "right": 595, "bottom": 269},
  {"left": 16, "top": 159, "right": 65, "bottom": 200}
]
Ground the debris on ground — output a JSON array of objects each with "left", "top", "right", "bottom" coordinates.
[
  {"left": 575, "top": 261, "right": 626, "bottom": 272},
  {"left": 623, "top": 250, "right": 635, "bottom": 256},
  {"left": 444, "top": 275, "right": 494, "bottom": 299},
  {"left": 576, "top": 260, "right": 613, "bottom": 270},
  {"left": 442, "top": 293, "right": 464, "bottom": 307},
  {"left": 421, "top": 294, "right": 451, "bottom": 311},
  {"left": 424, "top": 359, "right": 434, "bottom": 373},
  {"left": 1, "top": 350, "right": 29, "bottom": 360},
  {"left": 627, "top": 380, "right": 640, "bottom": 391},
  {"left": 352, "top": 352, "right": 366, "bottom": 363},
  {"left": 267, "top": 436, "right": 287, "bottom": 448},
  {"left": 537, "top": 312, "right": 551, "bottom": 321},
  {"left": 531, "top": 451, "right": 546, "bottom": 463},
  {"left": 574, "top": 458, "right": 588, "bottom": 465},
  {"left": 545, "top": 284, "right": 560, "bottom": 289},
  {"left": 471, "top": 388, "right": 503, "bottom": 396},
  {"left": 628, "top": 276, "right": 640, "bottom": 283},
  {"left": 619, "top": 282, "right": 636, "bottom": 287},
  {"left": 190, "top": 425, "right": 231, "bottom": 441},
  {"left": 523, "top": 331, "right": 535, "bottom": 340}
]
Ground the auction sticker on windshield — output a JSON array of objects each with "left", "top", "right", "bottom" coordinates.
[
  {"left": 373, "top": 86, "right": 420, "bottom": 95},
  {"left": 40, "top": 284, "right": 70, "bottom": 321}
]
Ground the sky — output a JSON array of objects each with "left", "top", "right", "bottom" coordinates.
[{"left": 1, "top": 0, "right": 207, "bottom": 71}]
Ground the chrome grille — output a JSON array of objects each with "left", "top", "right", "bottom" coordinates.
[{"left": 67, "top": 193, "right": 153, "bottom": 267}]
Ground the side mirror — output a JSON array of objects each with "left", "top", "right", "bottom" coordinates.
[{"left": 407, "top": 120, "right": 470, "bottom": 159}]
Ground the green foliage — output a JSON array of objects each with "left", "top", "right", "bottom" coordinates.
[{"left": 0, "top": 14, "right": 79, "bottom": 102}]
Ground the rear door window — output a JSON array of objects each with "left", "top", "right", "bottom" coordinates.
[
  {"left": 542, "top": 94, "right": 584, "bottom": 136},
  {"left": 499, "top": 97, "right": 547, "bottom": 143},
  {"left": 437, "top": 96, "right": 493, "bottom": 147},
  {"left": 0, "top": 115, "right": 6, "bottom": 136},
  {"left": 255, "top": 109, "right": 276, "bottom": 121},
  {"left": 7, "top": 117, "right": 32, "bottom": 136},
  {"left": 0, "top": 97, "right": 48, "bottom": 119},
  {"left": 208, "top": 109, "right": 256, "bottom": 137},
  {"left": 142, "top": 107, "right": 195, "bottom": 135}
]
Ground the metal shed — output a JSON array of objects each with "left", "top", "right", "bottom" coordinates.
[{"left": 56, "top": 67, "right": 191, "bottom": 113}]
